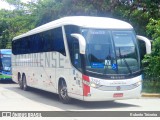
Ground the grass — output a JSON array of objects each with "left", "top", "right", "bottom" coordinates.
[{"left": 142, "top": 80, "right": 160, "bottom": 93}]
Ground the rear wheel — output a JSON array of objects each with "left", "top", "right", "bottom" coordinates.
[
  {"left": 18, "top": 74, "right": 23, "bottom": 89},
  {"left": 58, "top": 80, "right": 71, "bottom": 104},
  {"left": 22, "top": 74, "right": 28, "bottom": 91}
]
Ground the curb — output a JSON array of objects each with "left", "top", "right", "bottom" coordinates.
[{"left": 141, "top": 93, "right": 160, "bottom": 98}]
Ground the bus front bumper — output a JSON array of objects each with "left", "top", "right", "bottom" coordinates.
[{"left": 83, "top": 85, "right": 142, "bottom": 101}]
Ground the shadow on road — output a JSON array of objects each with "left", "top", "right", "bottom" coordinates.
[
  {"left": 0, "top": 80, "right": 15, "bottom": 84},
  {"left": 4, "top": 83, "right": 140, "bottom": 111}
]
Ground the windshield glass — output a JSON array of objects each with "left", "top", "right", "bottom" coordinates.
[
  {"left": 0, "top": 56, "right": 11, "bottom": 71},
  {"left": 81, "top": 28, "right": 140, "bottom": 77},
  {"left": 113, "top": 31, "right": 140, "bottom": 74}
]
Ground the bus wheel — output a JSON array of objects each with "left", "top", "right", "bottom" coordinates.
[
  {"left": 22, "top": 75, "right": 28, "bottom": 91},
  {"left": 58, "top": 80, "right": 71, "bottom": 104},
  {"left": 18, "top": 74, "right": 23, "bottom": 89}
]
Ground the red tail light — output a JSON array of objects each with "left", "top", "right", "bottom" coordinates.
[{"left": 82, "top": 74, "right": 90, "bottom": 96}]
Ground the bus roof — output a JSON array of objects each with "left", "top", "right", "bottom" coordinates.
[
  {"left": 0, "top": 49, "right": 11, "bottom": 54},
  {"left": 13, "top": 16, "right": 133, "bottom": 40}
]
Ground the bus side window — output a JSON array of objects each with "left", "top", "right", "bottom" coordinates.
[{"left": 52, "top": 27, "right": 66, "bottom": 56}]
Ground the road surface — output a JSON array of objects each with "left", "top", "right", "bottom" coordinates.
[{"left": 0, "top": 81, "right": 159, "bottom": 112}]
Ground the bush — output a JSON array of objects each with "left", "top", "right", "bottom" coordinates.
[
  {"left": 142, "top": 19, "right": 160, "bottom": 89},
  {"left": 143, "top": 81, "right": 160, "bottom": 93}
]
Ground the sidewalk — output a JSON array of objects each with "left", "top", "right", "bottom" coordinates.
[{"left": 141, "top": 93, "right": 160, "bottom": 98}]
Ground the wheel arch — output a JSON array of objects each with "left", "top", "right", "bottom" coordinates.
[
  {"left": 58, "top": 77, "right": 66, "bottom": 87},
  {"left": 58, "top": 77, "right": 71, "bottom": 104}
]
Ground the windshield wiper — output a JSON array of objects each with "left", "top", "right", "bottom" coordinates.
[{"left": 119, "top": 48, "right": 132, "bottom": 74}]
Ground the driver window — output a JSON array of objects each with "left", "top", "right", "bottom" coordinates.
[{"left": 71, "top": 41, "right": 82, "bottom": 70}]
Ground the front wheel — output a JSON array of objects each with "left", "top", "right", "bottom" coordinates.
[{"left": 58, "top": 80, "right": 71, "bottom": 104}]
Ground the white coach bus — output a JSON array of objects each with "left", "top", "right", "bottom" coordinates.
[{"left": 12, "top": 16, "right": 151, "bottom": 103}]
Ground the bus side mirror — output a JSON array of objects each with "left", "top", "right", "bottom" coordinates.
[
  {"left": 136, "top": 35, "right": 151, "bottom": 54},
  {"left": 71, "top": 34, "right": 86, "bottom": 54}
]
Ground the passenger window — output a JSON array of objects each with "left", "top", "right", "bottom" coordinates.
[{"left": 12, "top": 27, "right": 66, "bottom": 56}]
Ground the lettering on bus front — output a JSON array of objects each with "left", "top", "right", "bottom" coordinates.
[{"left": 13, "top": 52, "right": 65, "bottom": 68}]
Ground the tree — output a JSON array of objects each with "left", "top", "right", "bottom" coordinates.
[
  {"left": 0, "top": 10, "right": 12, "bottom": 48},
  {"left": 142, "top": 19, "right": 160, "bottom": 81},
  {"left": 0, "top": 0, "right": 160, "bottom": 50},
  {"left": 0, "top": 8, "right": 36, "bottom": 49}
]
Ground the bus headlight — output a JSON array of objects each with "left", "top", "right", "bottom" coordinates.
[
  {"left": 82, "top": 75, "right": 101, "bottom": 88},
  {"left": 90, "top": 83, "right": 96, "bottom": 88},
  {"left": 83, "top": 80, "right": 101, "bottom": 88},
  {"left": 134, "top": 81, "right": 142, "bottom": 87},
  {"left": 90, "top": 83, "right": 101, "bottom": 88},
  {"left": 90, "top": 83, "right": 97, "bottom": 88}
]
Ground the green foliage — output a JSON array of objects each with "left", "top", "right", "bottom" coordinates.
[
  {"left": 0, "top": 10, "right": 12, "bottom": 48},
  {"left": 146, "top": 19, "right": 160, "bottom": 39},
  {"left": 0, "top": 8, "right": 36, "bottom": 48},
  {"left": 143, "top": 81, "right": 160, "bottom": 93},
  {"left": 142, "top": 19, "right": 160, "bottom": 81}
]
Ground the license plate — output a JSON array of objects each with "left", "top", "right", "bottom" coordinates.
[{"left": 113, "top": 93, "right": 123, "bottom": 98}]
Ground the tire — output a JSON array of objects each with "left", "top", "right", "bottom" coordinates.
[
  {"left": 22, "top": 75, "right": 28, "bottom": 91},
  {"left": 18, "top": 74, "right": 23, "bottom": 89},
  {"left": 58, "top": 80, "right": 71, "bottom": 104}
]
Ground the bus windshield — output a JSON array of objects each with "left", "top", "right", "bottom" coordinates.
[
  {"left": 81, "top": 29, "right": 140, "bottom": 78},
  {"left": 0, "top": 56, "right": 11, "bottom": 71}
]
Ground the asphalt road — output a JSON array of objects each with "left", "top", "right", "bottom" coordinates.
[{"left": 0, "top": 81, "right": 159, "bottom": 112}]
